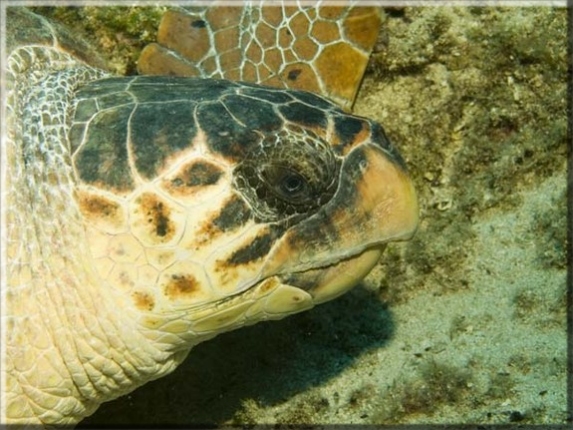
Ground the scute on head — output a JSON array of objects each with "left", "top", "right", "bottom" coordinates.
[
  {"left": 71, "top": 76, "right": 418, "bottom": 342},
  {"left": 129, "top": 191, "right": 183, "bottom": 245},
  {"left": 75, "top": 189, "right": 126, "bottom": 234},
  {"left": 66, "top": 69, "right": 419, "bottom": 362}
]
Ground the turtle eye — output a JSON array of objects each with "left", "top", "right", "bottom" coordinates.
[
  {"left": 233, "top": 127, "right": 340, "bottom": 223},
  {"left": 260, "top": 165, "right": 310, "bottom": 202}
]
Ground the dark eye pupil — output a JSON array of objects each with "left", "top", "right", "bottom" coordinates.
[
  {"left": 259, "top": 165, "right": 309, "bottom": 200},
  {"left": 282, "top": 174, "right": 304, "bottom": 194}
]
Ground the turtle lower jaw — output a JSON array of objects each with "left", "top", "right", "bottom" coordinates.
[
  {"left": 279, "top": 245, "right": 386, "bottom": 304},
  {"left": 181, "top": 247, "right": 385, "bottom": 336}
]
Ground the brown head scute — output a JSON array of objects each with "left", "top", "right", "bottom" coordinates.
[
  {"left": 278, "top": 101, "right": 327, "bottom": 128},
  {"left": 130, "top": 100, "right": 197, "bottom": 180},
  {"left": 179, "top": 161, "right": 223, "bottom": 186},
  {"left": 132, "top": 291, "right": 155, "bottom": 312},
  {"left": 71, "top": 102, "right": 135, "bottom": 193},
  {"left": 76, "top": 190, "right": 125, "bottom": 230},
  {"left": 226, "top": 231, "right": 275, "bottom": 266},
  {"left": 212, "top": 195, "right": 252, "bottom": 232},
  {"left": 135, "top": 193, "right": 174, "bottom": 240},
  {"left": 196, "top": 100, "right": 260, "bottom": 160},
  {"left": 161, "top": 160, "right": 224, "bottom": 198},
  {"left": 164, "top": 273, "right": 200, "bottom": 299}
]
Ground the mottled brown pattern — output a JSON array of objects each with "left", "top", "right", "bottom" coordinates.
[
  {"left": 161, "top": 160, "right": 224, "bottom": 198},
  {"left": 164, "top": 273, "right": 200, "bottom": 299},
  {"left": 136, "top": 193, "right": 174, "bottom": 240},
  {"left": 188, "top": 193, "right": 251, "bottom": 250},
  {"left": 132, "top": 291, "right": 155, "bottom": 311},
  {"left": 76, "top": 190, "right": 124, "bottom": 228}
]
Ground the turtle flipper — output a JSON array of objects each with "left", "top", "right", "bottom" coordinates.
[{"left": 137, "top": 4, "right": 381, "bottom": 110}]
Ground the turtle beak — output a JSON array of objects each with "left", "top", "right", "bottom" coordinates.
[
  {"left": 339, "top": 142, "right": 419, "bottom": 245},
  {"left": 262, "top": 141, "right": 419, "bottom": 299}
]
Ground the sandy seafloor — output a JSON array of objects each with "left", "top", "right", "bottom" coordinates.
[{"left": 29, "top": 4, "right": 569, "bottom": 427}]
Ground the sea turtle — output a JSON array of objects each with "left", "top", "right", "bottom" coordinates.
[{"left": 1, "top": 5, "right": 418, "bottom": 427}]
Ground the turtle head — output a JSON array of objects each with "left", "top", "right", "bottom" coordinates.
[
  {"left": 228, "top": 117, "right": 418, "bottom": 307},
  {"left": 258, "top": 122, "right": 419, "bottom": 305},
  {"left": 72, "top": 77, "right": 417, "bottom": 345}
]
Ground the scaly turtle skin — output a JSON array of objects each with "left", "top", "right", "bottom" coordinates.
[{"left": 1, "top": 6, "right": 418, "bottom": 427}]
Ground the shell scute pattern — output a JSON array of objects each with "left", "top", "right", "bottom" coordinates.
[
  {"left": 159, "top": 159, "right": 227, "bottom": 209},
  {"left": 162, "top": 159, "right": 224, "bottom": 191},
  {"left": 75, "top": 190, "right": 126, "bottom": 233},
  {"left": 138, "top": 3, "right": 382, "bottom": 109},
  {"left": 211, "top": 195, "right": 253, "bottom": 232},
  {"left": 72, "top": 76, "right": 369, "bottom": 199},
  {"left": 129, "top": 192, "right": 184, "bottom": 245}
]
